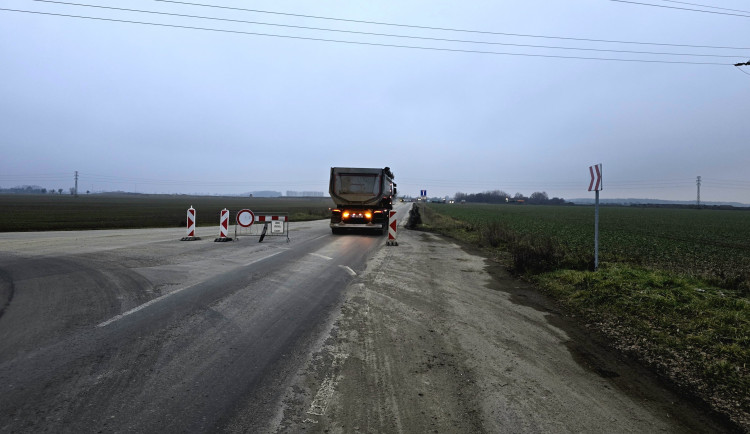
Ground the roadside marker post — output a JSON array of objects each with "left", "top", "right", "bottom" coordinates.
[
  {"left": 588, "top": 164, "right": 603, "bottom": 270},
  {"left": 386, "top": 211, "right": 398, "bottom": 246},
  {"left": 181, "top": 206, "right": 201, "bottom": 241},
  {"left": 215, "top": 208, "right": 233, "bottom": 242}
]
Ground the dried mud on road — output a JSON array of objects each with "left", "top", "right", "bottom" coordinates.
[{"left": 278, "top": 227, "right": 734, "bottom": 433}]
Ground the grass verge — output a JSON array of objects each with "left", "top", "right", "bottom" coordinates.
[{"left": 419, "top": 203, "right": 750, "bottom": 430}]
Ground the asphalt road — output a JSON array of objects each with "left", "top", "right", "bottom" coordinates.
[
  {"left": 0, "top": 207, "right": 407, "bottom": 433},
  {"left": 1, "top": 202, "right": 737, "bottom": 433}
]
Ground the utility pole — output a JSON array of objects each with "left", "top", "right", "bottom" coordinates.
[
  {"left": 696, "top": 176, "right": 701, "bottom": 206},
  {"left": 74, "top": 171, "right": 79, "bottom": 197}
]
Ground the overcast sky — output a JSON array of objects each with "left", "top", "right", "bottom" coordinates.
[{"left": 1, "top": 0, "right": 749, "bottom": 202}]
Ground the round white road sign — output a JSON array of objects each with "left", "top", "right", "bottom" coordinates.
[{"left": 236, "top": 209, "right": 255, "bottom": 227}]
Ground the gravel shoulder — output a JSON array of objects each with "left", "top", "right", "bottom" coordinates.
[{"left": 278, "top": 227, "right": 735, "bottom": 433}]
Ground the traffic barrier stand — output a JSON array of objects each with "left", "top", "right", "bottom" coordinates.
[
  {"left": 234, "top": 211, "right": 290, "bottom": 243},
  {"left": 386, "top": 211, "right": 398, "bottom": 246},
  {"left": 214, "top": 208, "right": 233, "bottom": 242},
  {"left": 181, "top": 206, "right": 201, "bottom": 241}
]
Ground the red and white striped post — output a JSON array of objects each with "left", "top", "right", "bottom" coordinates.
[
  {"left": 215, "top": 208, "right": 233, "bottom": 242},
  {"left": 181, "top": 206, "right": 200, "bottom": 241},
  {"left": 187, "top": 206, "right": 196, "bottom": 237},
  {"left": 386, "top": 210, "right": 398, "bottom": 246}
]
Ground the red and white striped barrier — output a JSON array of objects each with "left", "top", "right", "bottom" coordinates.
[
  {"left": 234, "top": 212, "right": 290, "bottom": 242},
  {"left": 386, "top": 210, "right": 398, "bottom": 246},
  {"left": 255, "top": 215, "right": 289, "bottom": 222},
  {"left": 181, "top": 206, "right": 200, "bottom": 241},
  {"left": 215, "top": 208, "right": 233, "bottom": 242}
]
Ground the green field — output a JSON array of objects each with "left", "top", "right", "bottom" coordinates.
[
  {"left": 423, "top": 203, "right": 750, "bottom": 428},
  {"left": 426, "top": 203, "right": 750, "bottom": 291},
  {"left": 0, "top": 194, "right": 334, "bottom": 232}
]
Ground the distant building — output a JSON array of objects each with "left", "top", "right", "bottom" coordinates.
[
  {"left": 286, "top": 191, "right": 324, "bottom": 197},
  {"left": 251, "top": 191, "right": 282, "bottom": 197}
]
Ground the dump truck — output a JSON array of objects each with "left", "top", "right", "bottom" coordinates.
[{"left": 329, "top": 167, "right": 396, "bottom": 234}]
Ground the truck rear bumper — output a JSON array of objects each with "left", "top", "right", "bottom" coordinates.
[{"left": 330, "top": 222, "right": 384, "bottom": 229}]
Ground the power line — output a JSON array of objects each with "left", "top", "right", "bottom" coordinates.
[
  {"left": 0, "top": 173, "right": 71, "bottom": 178},
  {"left": 0, "top": 8, "right": 732, "bottom": 65},
  {"left": 26, "top": 0, "right": 745, "bottom": 59},
  {"left": 79, "top": 173, "right": 323, "bottom": 187},
  {"left": 604, "top": 185, "right": 694, "bottom": 190},
  {"left": 702, "top": 185, "right": 750, "bottom": 191},
  {"left": 154, "top": 0, "right": 750, "bottom": 51},
  {"left": 11, "top": 173, "right": 729, "bottom": 189},
  {"left": 0, "top": 175, "right": 72, "bottom": 182},
  {"left": 609, "top": 0, "right": 750, "bottom": 18},
  {"left": 702, "top": 179, "right": 750, "bottom": 187},
  {"left": 399, "top": 177, "right": 697, "bottom": 190},
  {"left": 655, "top": 0, "right": 750, "bottom": 14}
]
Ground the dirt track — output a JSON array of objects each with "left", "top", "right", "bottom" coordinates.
[{"left": 278, "top": 227, "right": 733, "bottom": 433}]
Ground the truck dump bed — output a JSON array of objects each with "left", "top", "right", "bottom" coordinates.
[{"left": 329, "top": 167, "right": 393, "bottom": 206}]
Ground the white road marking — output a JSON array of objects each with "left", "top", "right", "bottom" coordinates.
[
  {"left": 308, "top": 253, "right": 333, "bottom": 260},
  {"left": 244, "top": 251, "right": 283, "bottom": 267},
  {"left": 338, "top": 265, "right": 357, "bottom": 276},
  {"left": 97, "top": 251, "right": 284, "bottom": 328}
]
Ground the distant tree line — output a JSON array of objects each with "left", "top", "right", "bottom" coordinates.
[
  {"left": 454, "top": 190, "right": 569, "bottom": 205},
  {"left": 0, "top": 185, "right": 70, "bottom": 195}
]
